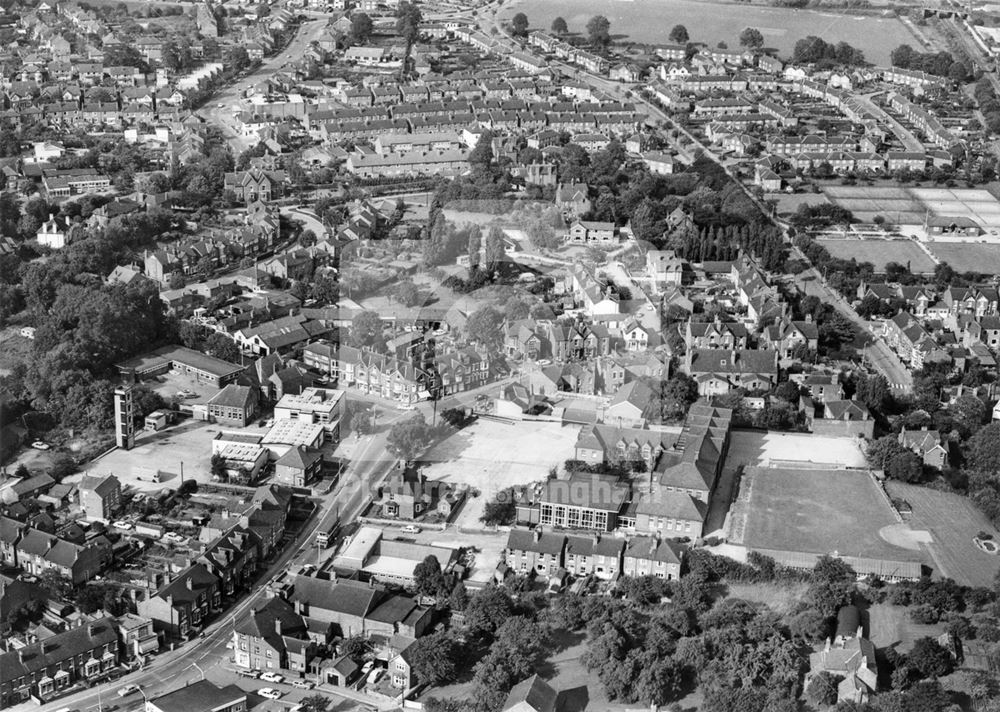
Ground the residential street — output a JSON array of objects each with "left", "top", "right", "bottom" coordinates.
[{"left": 198, "top": 19, "right": 329, "bottom": 154}]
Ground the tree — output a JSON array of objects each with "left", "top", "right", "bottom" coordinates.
[
  {"left": 38, "top": 570, "right": 73, "bottom": 600},
  {"left": 586, "top": 15, "right": 611, "bottom": 49},
  {"left": 387, "top": 414, "right": 434, "bottom": 464},
  {"left": 210, "top": 453, "right": 229, "bottom": 482},
  {"left": 551, "top": 16, "right": 568, "bottom": 34},
  {"left": 510, "top": 12, "right": 529, "bottom": 36},
  {"left": 669, "top": 24, "right": 689, "bottom": 44},
  {"left": 466, "top": 305, "right": 504, "bottom": 351},
  {"left": 481, "top": 490, "right": 516, "bottom": 526},
  {"left": 298, "top": 694, "right": 330, "bottom": 712},
  {"left": 350, "top": 12, "right": 374, "bottom": 43},
  {"left": 953, "top": 393, "right": 987, "bottom": 437},
  {"left": 464, "top": 586, "right": 514, "bottom": 636},
  {"left": 409, "top": 631, "right": 460, "bottom": 686},
  {"left": 449, "top": 580, "right": 469, "bottom": 611},
  {"left": 484, "top": 226, "right": 505, "bottom": 275},
  {"left": 807, "top": 671, "right": 839, "bottom": 706},
  {"left": 968, "top": 422, "right": 1000, "bottom": 474},
  {"left": 349, "top": 310, "right": 384, "bottom": 350},
  {"left": 808, "top": 555, "right": 856, "bottom": 616},
  {"left": 739, "top": 27, "right": 764, "bottom": 48},
  {"left": 886, "top": 451, "right": 923, "bottom": 483},
  {"left": 414, "top": 555, "right": 447, "bottom": 598},
  {"left": 866, "top": 434, "right": 907, "bottom": 469},
  {"left": 467, "top": 225, "right": 482, "bottom": 271},
  {"left": 395, "top": 0, "right": 422, "bottom": 45},
  {"left": 908, "top": 637, "right": 955, "bottom": 678}
]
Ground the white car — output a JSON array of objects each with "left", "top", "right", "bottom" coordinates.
[
  {"left": 31, "top": 441, "right": 50, "bottom": 450},
  {"left": 258, "top": 688, "right": 282, "bottom": 700},
  {"left": 291, "top": 680, "right": 314, "bottom": 689},
  {"left": 117, "top": 685, "right": 141, "bottom": 697},
  {"left": 400, "top": 525, "right": 421, "bottom": 534},
  {"left": 112, "top": 521, "right": 133, "bottom": 531},
  {"left": 164, "top": 532, "right": 186, "bottom": 543},
  {"left": 260, "top": 672, "right": 284, "bottom": 684},
  {"left": 399, "top": 403, "right": 416, "bottom": 411}
]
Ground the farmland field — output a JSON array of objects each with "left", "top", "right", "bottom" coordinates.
[
  {"left": 925, "top": 242, "right": 1000, "bottom": 274},
  {"left": 502, "top": 0, "right": 918, "bottom": 64},
  {"left": 816, "top": 238, "right": 937, "bottom": 273}
]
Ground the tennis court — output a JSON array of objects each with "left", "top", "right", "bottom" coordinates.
[
  {"left": 926, "top": 242, "right": 1000, "bottom": 274},
  {"left": 822, "top": 186, "right": 1000, "bottom": 227}
]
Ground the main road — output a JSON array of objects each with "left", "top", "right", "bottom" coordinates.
[{"left": 198, "top": 18, "right": 330, "bottom": 154}]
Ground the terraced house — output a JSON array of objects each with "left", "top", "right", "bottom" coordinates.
[
  {"left": 334, "top": 345, "right": 430, "bottom": 404},
  {"left": 0, "top": 617, "right": 119, "bottom": 707}
]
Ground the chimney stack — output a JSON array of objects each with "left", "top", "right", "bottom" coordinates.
[
  {"left": 185, "top": 577, "right": 193, "bottom": 591},
  {"left": 274, "top": 619, "right": 282, "bottom": 636}
]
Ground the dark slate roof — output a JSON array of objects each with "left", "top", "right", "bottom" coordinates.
[{"left": 0, "top": 616, "right": 118, "bottom": 684}]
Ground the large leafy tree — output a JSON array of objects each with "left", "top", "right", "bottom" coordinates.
[
  {"left": 386, "top": 414, "right": 434, "bottom": 463},
  {"left": 586, "top": 15, "right": 611, "bottom": 49}
]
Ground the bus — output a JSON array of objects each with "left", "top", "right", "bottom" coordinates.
[{"left": 315, "top": 506, "right": 341, "bottom": 549}]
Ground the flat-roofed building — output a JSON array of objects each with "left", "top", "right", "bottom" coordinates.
[
  {"left": 274, "top": 388, "right": 344, "bottom": 436},
  {"left": 146, "top": 680, "right": 247, "bottom": 712}
]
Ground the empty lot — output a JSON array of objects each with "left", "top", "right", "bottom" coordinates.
[{"left": 420, "top": 419, "right": 581, "bottom": 528}]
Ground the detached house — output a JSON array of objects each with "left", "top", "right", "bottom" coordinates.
[
  {"left": 761, "top": 316, "right": 819, "bottom": 359},
  {"left": 685, "top": 348, "right": 779, "bottom": 396},
  {"left": 898, "top": 428, "right": 948, "bottom": 469}
]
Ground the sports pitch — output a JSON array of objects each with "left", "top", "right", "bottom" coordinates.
[
  {"left": 816, "top": 238, "right": 937, "bottom": 273},
  {"left": 925, "top": 242, "right": 1000, "bottom": 274},
  {"left": 739, "top": 466, "right": 926, "bottom": 565},
  {"left": 822, "top": 186, "right": 1000, "bottom": 226}
]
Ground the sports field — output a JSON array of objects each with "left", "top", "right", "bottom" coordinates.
[
  {"left": 739, "top": 466, "right": 926, "bottom": 566},
  {"left": 886, "top": 481, "right": 1000, "bottom": 588},
  {"left": 816, "top": 238, "right": 937, "bottom": 273},
  {"left": 925, "top": 242, "right": 1000, "bottom": 274},
  {"left": 822, "top": 186, "right": 1000, "bottom": 227}
]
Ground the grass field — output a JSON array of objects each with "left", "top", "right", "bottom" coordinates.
[
  {"left": 868, "top": 602, "right": 946, "bottom": 653},
  {"left": 502, "top": 0, "right": 916, "bottom": 64},
  {"left": 740, "top": 466, "right": 926, "bottom": 564},
  {"left": 886, "top": 481, "right": 1000, "bottom": 588},
  {"left": 725, "top": 581, "right": 809, "bottom": 616},
  {"left": 926, "top": 242, "right": 1000, "bottom": 274},
  {"left": 816, "top": 238, "right": 937, "bottom": 273}
]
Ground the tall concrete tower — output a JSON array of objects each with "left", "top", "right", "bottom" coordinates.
[{"left": 114, "top": 385, "right": 135, "bottom": 450}]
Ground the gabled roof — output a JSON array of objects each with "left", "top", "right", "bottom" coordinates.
[{"left": 503, "top": 674, "right": 558, "bottom": 712}]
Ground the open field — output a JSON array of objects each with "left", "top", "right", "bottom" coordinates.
[
  {"left": 770, "top": 192, "right": 829, "bottom": 218},
  {"left": 725, "top": 430, "right": 867, "bottom": 469},
  {"left": 725, "top": 581, "right": 809, "bottom": 616},
  {"left": 816, "top": 238, "right": 937, "bottom": 273},
  {"left": 739, "top": 466, "right": 927, "bottom": 567},
  {"left": 420, "top": 419, "right": 582, "bottom": 528},
  {"left": 886, "top": 481, "right": 1000, "bottom": 588},
  {"left": 868, "top": 602, "right": 946, "bottom": 653},
  {"left": 925, "top": 242, "right": 1000, "bottom": 274},
  {"left": 501, "top": 0, "right": 916, "bottom": 64},
  {"left": 822, "top": 185, "right": 1000, "bottom": 226}
]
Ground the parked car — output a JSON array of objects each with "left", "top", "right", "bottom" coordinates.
[
  {"left": 112, "top": 521, "right": 133, "bottom": 531},
  {"left": 117, "top": 685, "right": 140, "bottom": 698},
  {"left": 291, "top": 680, "right": 314, "bottom": 690},
  {"left": 260, "top": 672, "right": 284, "bottom": 684},
  {"left": 360, "top": 661, "right": 374, "bottom": 675},
  {"left": 258, "top": 688, "right": 282, "bottom": 700},
  {"left": 400, "top": 525, "right": 421, "bottom": 534},
  {"left": 164, "top": 532, "right": 186, "bottom": 543},
  {"left": 31, "top": 441, "right": 50, "bottom": 450}
]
